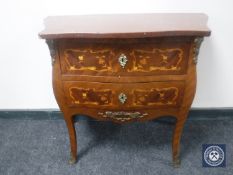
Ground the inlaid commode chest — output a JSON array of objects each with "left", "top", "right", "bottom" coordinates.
[{"left": 39, "top": 13, "right": 211, "bottom": 166}]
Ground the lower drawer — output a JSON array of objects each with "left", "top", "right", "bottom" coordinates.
[{"left": 63, "top": 81, "right": 185, "bottom": 109}]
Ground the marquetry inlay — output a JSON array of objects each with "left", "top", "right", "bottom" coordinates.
[
  {"left": 130, "top": 48, "right": 183, "bottom": 72},
  {"left": 64, "top": 48, "right": 184, "bottom": 73},
  {"left": 69, "top": 87, "right": 113, "bottom": 105},
  {"left": 40, "top": 13, "right": 210, "bottom": 166},
  {"left": 68, "top": 85, "right": 180, "bottom": 107},
  {"left": 65, "top": 49, "right": 114, "bottom": 71},
  {"left": 133, "top": 87, "right": 179, "bottom": 106}
]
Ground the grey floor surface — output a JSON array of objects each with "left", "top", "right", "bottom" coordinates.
[{"left": 0, "top": 117, "right": 233, "bottom": 175}]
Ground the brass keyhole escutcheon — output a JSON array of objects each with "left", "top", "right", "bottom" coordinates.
[
  {"left": 118, "top": 54, "right": 128, "bottom": 68},
  {"left": 118, "top": 93, "right": 127, "bottom": 104}
]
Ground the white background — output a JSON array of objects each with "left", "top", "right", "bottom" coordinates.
[{"left": 0, "top": 0, "right": 232, "bottom": 109}]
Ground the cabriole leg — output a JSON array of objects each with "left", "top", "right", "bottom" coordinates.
[
  {"left": 64, "top": 114, "right": 77, "bottom": 164},
  {"left": 172, "top": 110, "right": 189, "bottom": 167}
]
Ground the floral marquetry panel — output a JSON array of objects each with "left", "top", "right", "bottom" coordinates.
[
  {"left": 58, "top": 39, "right": 191, "bottom": 76},
  {"left": 69, "top": 88, "right": 112, "bottom": 106},
  {"left": 133, "top": 87, "right": 179, "bottom": 106},
  {"left": 130, "top": 48, "right": 183, "bottom": 72},
  {"left": 64, "top": 49, "right": 114, "bottom": 72},
  {"left": 63, "top": 81, "right": 185, "bottom": 109}
]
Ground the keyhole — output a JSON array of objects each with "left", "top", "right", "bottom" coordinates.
[
  {"left": 119, "top": 93, "right": 127, "bottom": 104},
  {"left": 118, "top": 54, "right": 128, "bottom": 68}
]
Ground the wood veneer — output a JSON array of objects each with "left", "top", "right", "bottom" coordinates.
[{"left": 39, "top": 13, "right": 211, "bottom": 167}]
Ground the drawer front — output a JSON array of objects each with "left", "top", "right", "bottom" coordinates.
[
  {"left": 63, "top": 81, "right": 185, "bottom": 109},
  {"left": 59, "top": 39, "right": 191, "bottom": 76}
]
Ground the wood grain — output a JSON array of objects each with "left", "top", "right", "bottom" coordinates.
[
  {"left": 63, "top": 81, "right": 185, "bottom": 109},
  {"left": 58, "top": 38, "right": 190, "bottom": 76},
  {"left": 39, "top": 14, "right": 211, "bottom": 167}
]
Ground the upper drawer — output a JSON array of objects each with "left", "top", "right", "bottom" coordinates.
[{"left": 58, "top": 38, "right": 191, "bottom": 76}]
